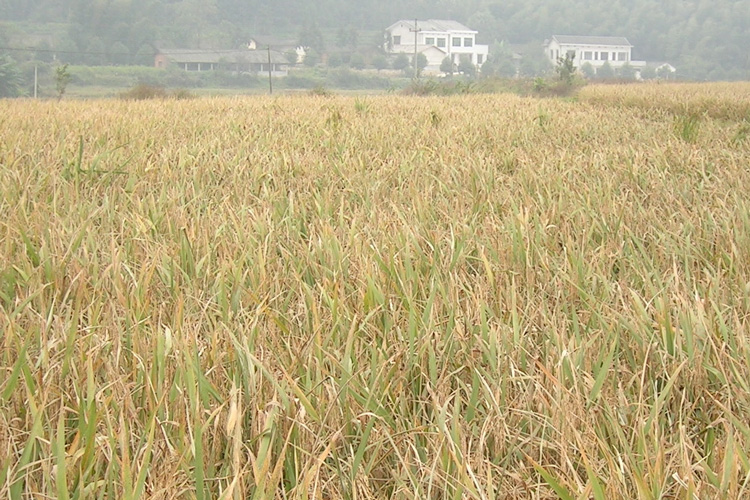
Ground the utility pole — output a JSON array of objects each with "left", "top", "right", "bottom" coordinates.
[
  {"left": 34, "top": 65, "right": 38, "bottom": 98},
  {"left": 267, "top": 46, "right": 273, "bottom": 95},
  {"left": 410, "top": 18, "right": 421, "bottom": 79}
]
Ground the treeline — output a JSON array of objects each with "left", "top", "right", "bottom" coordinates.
[{"left": 1, "top": 0, "right": 749, "bottom": 80}]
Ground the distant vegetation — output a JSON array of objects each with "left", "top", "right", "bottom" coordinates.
[{"left": 0, "top": 0, "right": 748, "bottom": 82}]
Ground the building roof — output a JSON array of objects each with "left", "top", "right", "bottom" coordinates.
[
  {"left": 157, "top": 49, "right": 287, "bottom": 65},
  {"left": 249, "top": 37, "right": 301, "bottom": 49},
  {"left": 418, "top": 45, "right": 448, "bottom": 55},
  {"left": 552, "top": 35, "right": 632, "bottom": 47},
  {"left": 387, "top": 19, "right": 477, "bottom": 33}
]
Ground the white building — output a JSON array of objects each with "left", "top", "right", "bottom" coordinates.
[
  {"left": 385, "top": 20, "right": 489, "bottom": 74},
  {"left": 545, "top": 35, "right": 646, "bottom": 73}
]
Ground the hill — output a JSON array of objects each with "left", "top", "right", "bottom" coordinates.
[{"left": 1, "top": 0, "right": 749, "bottom": 80}]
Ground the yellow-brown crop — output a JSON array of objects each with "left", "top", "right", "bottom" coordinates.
[{"left": 1, "top": 87, "right": 750, "bottom": 499}]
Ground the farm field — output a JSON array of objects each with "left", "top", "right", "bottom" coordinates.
[{"left": 1, "top": 83, "right": 750, "bottom": 499}]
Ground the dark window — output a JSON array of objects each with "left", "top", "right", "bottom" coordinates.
[
  {"left": 453, "top": 37, "right": 461, "bottom": 47},
  {"left": 477, "top": 54, "right": 484, "bottom": 64},
  {"left": 393, "top": 35, "right": 401, "bottom": 45},
  {"left": 584, "top": 51, "right": 593, "bottom": 60},
  {"left": 425, "top": 37, "right": 435, "bottom": 45},
  {"left": 437, "top": 38, "right": 446, "bottom": 48},
  {"left": 464, "top": 37, "right": 473, "bottom": 47}
]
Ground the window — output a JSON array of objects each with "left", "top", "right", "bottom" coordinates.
[
  {"left": 425, "top": 37, "right": 435, "bottom": 45},
  {"left": 618, "top": 52, "right": 628, "bottom": 61},
  {"left": 567, "top": 50, "right": 575, "bottom": 59},
  {"left": 393, "top": 35, "right": 401, "bottom": 45},
  {"left": 464, "top": 37, "right": 473, "bottom": 47},
  {"left": 452, "top": 37, "right": 461, "bottom": 47},
  {"left": 437, "top": 38, "right": 446, "bottom": 48},
  {"left": 584, "top": 51, "right": 593, "bottom": 60},
  {"left": 477, "top": 54, "right": 484, "bottom": 64},
  {"left": 601, "top": 52, "right": 609, "bottom": 61}
]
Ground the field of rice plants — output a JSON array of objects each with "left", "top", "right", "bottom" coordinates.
[
  {"left": 578, "top": 81, "right": 750, "bottom": 122},
  {"left": 1, "top": 84, "right": 750, "bottom": 499}
]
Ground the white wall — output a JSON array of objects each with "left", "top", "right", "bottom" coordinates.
[
  {"left": 547, "top": 40, "right": 633, "bottom": 68},
  {"left": 387, "top": 23, "right": 489, "bottom": 69}
]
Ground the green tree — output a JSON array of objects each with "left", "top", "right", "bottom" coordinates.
[
  {"left": 372, "top": 54, "right": 388, "bottom": 71},
  {"left": 484, "top": 42, "right": 518, "bottom": 78},
  {"left": 414, "top": 53, "right": 428, "bottom": 76},
  {"left": 328, "top": 53, "right": 343, "bottom": 68},
  {"left": 346, "top": 27, "right": 359, "bottom": 48},
  {"left": 109, "top": 41, "right": 130, "bottom": 65},
  {"left": 84, "top": 37, "right": 106, "bottom": 66},
  {"left": 618, "top": 63, "right": 637, "bottom": 80},
  {"left": 440, "top": 56, "right": 454, "bottom": 75},
  {"left": 392, "top": 53, "right": 409, "bottom": 71},
  {"left": 458, "top": 55, "right": 476, "bottom": 77},
  {"left": 596, "top": 61, "right": 615, "bottom": 79},
  {"left": 134, "top": 44, "right": 156, "bottom": 66},
  {"left": 349, "top": 52, "right": 365, "bottom": 70},
  {"left": 55, "top": 64, "right": 71, "bottom": 100},
  {"left": 337, "top": 27, "right": 348, "bottom": 46},
  {"left": 580, "top": 62, "right": 595, "bottom": 79},
  {"left": 299, "top": 22, "right": 325, "bottom": 52},
  {"left": 0, "top": 55, "right": 23, "bottom": 97},
  {"left": 55, "top": 37, "right": 80, "bottom": 65},
  {"left": 555, "top": 52, "right": 576, "bottom": 84},
  {"left": 640, "top": 66, "right": 657, "bottom": 80},
  {"left": 303, "top": 49, "right": 319, "bottom": 67},
  {"left": 35, "top": 40, "right": 55, "bottom": 63},
  {"left": 128, "top": 19, "right": 157, "bottom": 53},
  {"left": 656, "top": 65, "right": 675, "bottom": 80},
  {"left": 285, "top": 49, "right": 298, "bottom": 65},
  {"left": 336, "top": 27, "right": 358, "bottom": 48}
]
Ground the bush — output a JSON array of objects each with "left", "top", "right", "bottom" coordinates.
[
  {"left": 401, "top": 79, "right": 477, "bottom": 96},
  {"left": 309, "top": 85, "right": 333, "bottom": 96},
  {"left": 171, "top": 88, "right": 196, "bottom": 100},
  {"left": 119, "top": 84, "right": 195, "bottom": 100},
  {"left": 119, "top": 84, "right": 168, "bottom": 100}
]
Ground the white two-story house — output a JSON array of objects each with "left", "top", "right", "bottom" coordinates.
[
  {"left": 545, "top": 35, "right": 646, "bottom": 74},
  {"left": 385, "top": 20, "right": 489, "bottom": 74}
]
